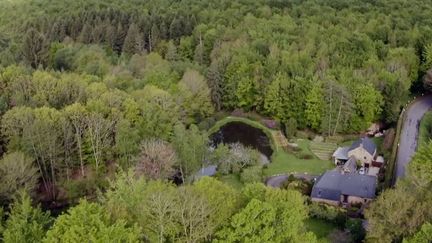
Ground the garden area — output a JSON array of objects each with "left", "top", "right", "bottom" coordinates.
[
  {"left": 207, "top": 116, "right": 337, "bottom": 187},
  {"left": 264, "top": 139, "right": 334, "bottom": 177}
]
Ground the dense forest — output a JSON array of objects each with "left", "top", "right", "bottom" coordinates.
[{"left": 0, "top": 0, "right": 432, "bottom": 242}]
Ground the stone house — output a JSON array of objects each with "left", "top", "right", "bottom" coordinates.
[
  {"left": 332, "top": 137, "right": 377, "bottom": 167},
  {"left": 311, "top": 170, "right": 376, "bottom": 206}
]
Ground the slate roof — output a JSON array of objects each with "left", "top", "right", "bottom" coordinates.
[
  {"left": 311, "top": 170, "right": 376, "bottom": 201},
  {"left": 333, "top": 147, "right": 350, "bottom": 160},
  {"left": 195, "top": 165, "right": 217, "bottom": 178},
  {"left": 349, "top": 137, "right": 377, "bottom": 155}
]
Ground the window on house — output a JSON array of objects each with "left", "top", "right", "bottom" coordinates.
[{"left": 364, "top": 156, "right": 367, "bottom": 160}]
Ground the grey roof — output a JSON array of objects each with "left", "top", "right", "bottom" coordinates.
[
  {"left": 333, "top": 147, "right": 349, "bottom": 160},
  {"left": 343, "top": 157, "right": 357, "bottom": 173},
  {"left": 195, "top": 165, "right": 217, "bottom": 178},
  {"left": 311, "top": 171, "right": 342, "bottom": 201},
  {"left": 311, "top": 170, "right": 376, "bottom": 201},
  {"left": 349, "top": 137, "right": 377, "bottom": 155}
]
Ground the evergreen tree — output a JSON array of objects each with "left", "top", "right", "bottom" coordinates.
[
  {"left": 3, "top": 192, "right": 52, "bottom": 243},
  {"left": 78, "top": 24, "right": 92, "bottom": 44},
  {"left": 123, "top": 23, "right": 143, "bottom": 55}
]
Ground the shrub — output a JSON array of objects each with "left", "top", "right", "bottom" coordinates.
[
  {"left": 309, "top": 202, "right": 347, "bottom": 227},
  {"left": 198, "top": 117, "right": 216, "bottom": 130},
  {"left": 296, "top": 130, "right": 310, "bottom": 139},
  {"left": 262, "top": 119, "right": 279, "bottom": 129},
  {"left": 64, "top": 176, "right": 108, "bottom": 200},
  {"left": 240, "top": 166, "right": 263, "bottom": 184},
  {"left": 284, "top": 118, "right": 298, "bottom": 139},
  {"left": 345, "top": 218, "right": 365, "bottom": 242},
  {"left": 282, "top": 176, "right": 312, "bottom": 195},
  {"left": 298, "top": 153, "right": 313, "bottom": 160}
]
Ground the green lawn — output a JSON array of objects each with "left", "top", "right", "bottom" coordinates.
[
  {"left": 305, "top": 218, "right": 339, "bottom": 243},
  {"left": 264, "top": 150, "right": 333, "bottom": 176},
  {"left": 264, "top": 139, "right": 334, "bottom": 176}
]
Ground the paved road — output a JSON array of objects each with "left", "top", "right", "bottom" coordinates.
[
  {"left": 395, "top": 95, "right": 432, "bottom": 182},
  {"left": 266, "top": 173, "right": 318, "bottom": 188}
]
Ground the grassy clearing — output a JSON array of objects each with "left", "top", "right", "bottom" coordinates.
[
  {"left": 264, "top": 139, "right": 334, "bottom": 176},
  {"left": 419, "top": 111, "right": 432, "bottom": 146},
  {"left": 305, "top": 218, "right": 339, "bottom": 243},
  {"left": 264, "top": 150, "right": 333, "bottom": 176}
]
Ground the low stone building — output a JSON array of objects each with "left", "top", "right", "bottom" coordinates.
[{"left": 333, "top": 137, "right": 377, "bottom": 167}]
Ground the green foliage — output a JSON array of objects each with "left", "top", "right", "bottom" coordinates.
[
  {"left": 103, "top": 171, "right": 235, "bottom": 242},
  {"left": 284, "top": 118, "right": 297, "bottom": 139},
  {"left": 215, "top": 199, "right": 277, "bottom": 243},
  {"left": 240, "top": 166, "right": 263, "bottom": 184},
  {"left": 3, "top": 192, "right": 52, "bottom": 243},
  {"left": 365, "top": 180, "right": 432, "bottom": 242},
  {"left": 44, "top": 200, "right": 140, "bottom": 242},
  {"left": 403, "top": 223, "right": 432, "bottom": 243},
  {"left": 308, "top": 202, "right": 347, "bottom": 227},
  {"left": 345, "top": 218, "right": 365, "bottom": 242},
  {"left": 0, "top": 206, "right": 4, "bottom": 238},
  {"left": 305, "top": 82, "right": 324, "bottom": 130},
  {"left": 73, "top": 45, "right": 111, "bottom": 76},
  {"left": 193, "top": 177, "right": 242, "bottom": 228},
  {"left": 407, "top": 141, "right": 432, "bottom": 188},
  {"left": 281, "top": 176, "right": 312, "bottom": 195},
  {"left": 177, "top": 69, "right": 214, "bottom": 124},
  {"left": 418, "top": 112, "right": 432, "bottom": 146},
  {"left": 0, "top": 152, "right": 39, "bottom": 206},
  {"left": 217, "top": 184, "right": 316, "bottom": 242},
  {"left": 172, "top": 123, "right": 208, "bottom": 182},
  {"left": 212, "top": 143, "right": 260, "bottom": 175}
]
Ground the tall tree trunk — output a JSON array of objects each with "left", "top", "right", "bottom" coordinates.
[
  {"left": 328, "top": 83, "right": 333, "bottom": 136},
  {"left": 333, "top": 96, "right": 343, "bottom": 136}
]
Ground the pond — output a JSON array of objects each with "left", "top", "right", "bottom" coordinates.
[{"left": 210, "top": 121, "right": 273, "bottom": 159}]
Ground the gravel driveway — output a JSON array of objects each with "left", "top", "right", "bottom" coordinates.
[{"left": 395, "top": 95, "right": 432, "bottom": 182}]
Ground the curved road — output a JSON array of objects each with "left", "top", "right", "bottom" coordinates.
[
  {"left": 266, "top": 173, "right": 317, "bottom": 187},
  {"left": 395, "top": 94, "right": 432, "bottom": 182}
]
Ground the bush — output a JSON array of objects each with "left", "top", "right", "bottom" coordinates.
[
  {"left": 309, "top": 202, "right": 347, "bottom": 227},
  {"left": 282, "top": 176, "right": 312, "bottom": 195},
  {"left": 240, "top": 166, "right": 263, "bottom": 183},
  {"left": 296, "top": 130, "right": 315, "bottom": 140},
  {"left": 284, "top": 145, "right": 301, "bottom": 153},
  {"left": 197, "top": 117, "right": 216, "bottom": 131},
  {"left": 284, "top": 118, "right": 298, "bottom": 139},
  {"left": 262, "top": 119, "right": 279, "bottom": 129},
  {"left": 298, "top": 153, "right": 313, "bottom": 160},
  {"left": 64, "top": 176, "right": 108, "bottom": 200},
  {"left": 345, "top": 218, "right": 365, "bottom": 242}
]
